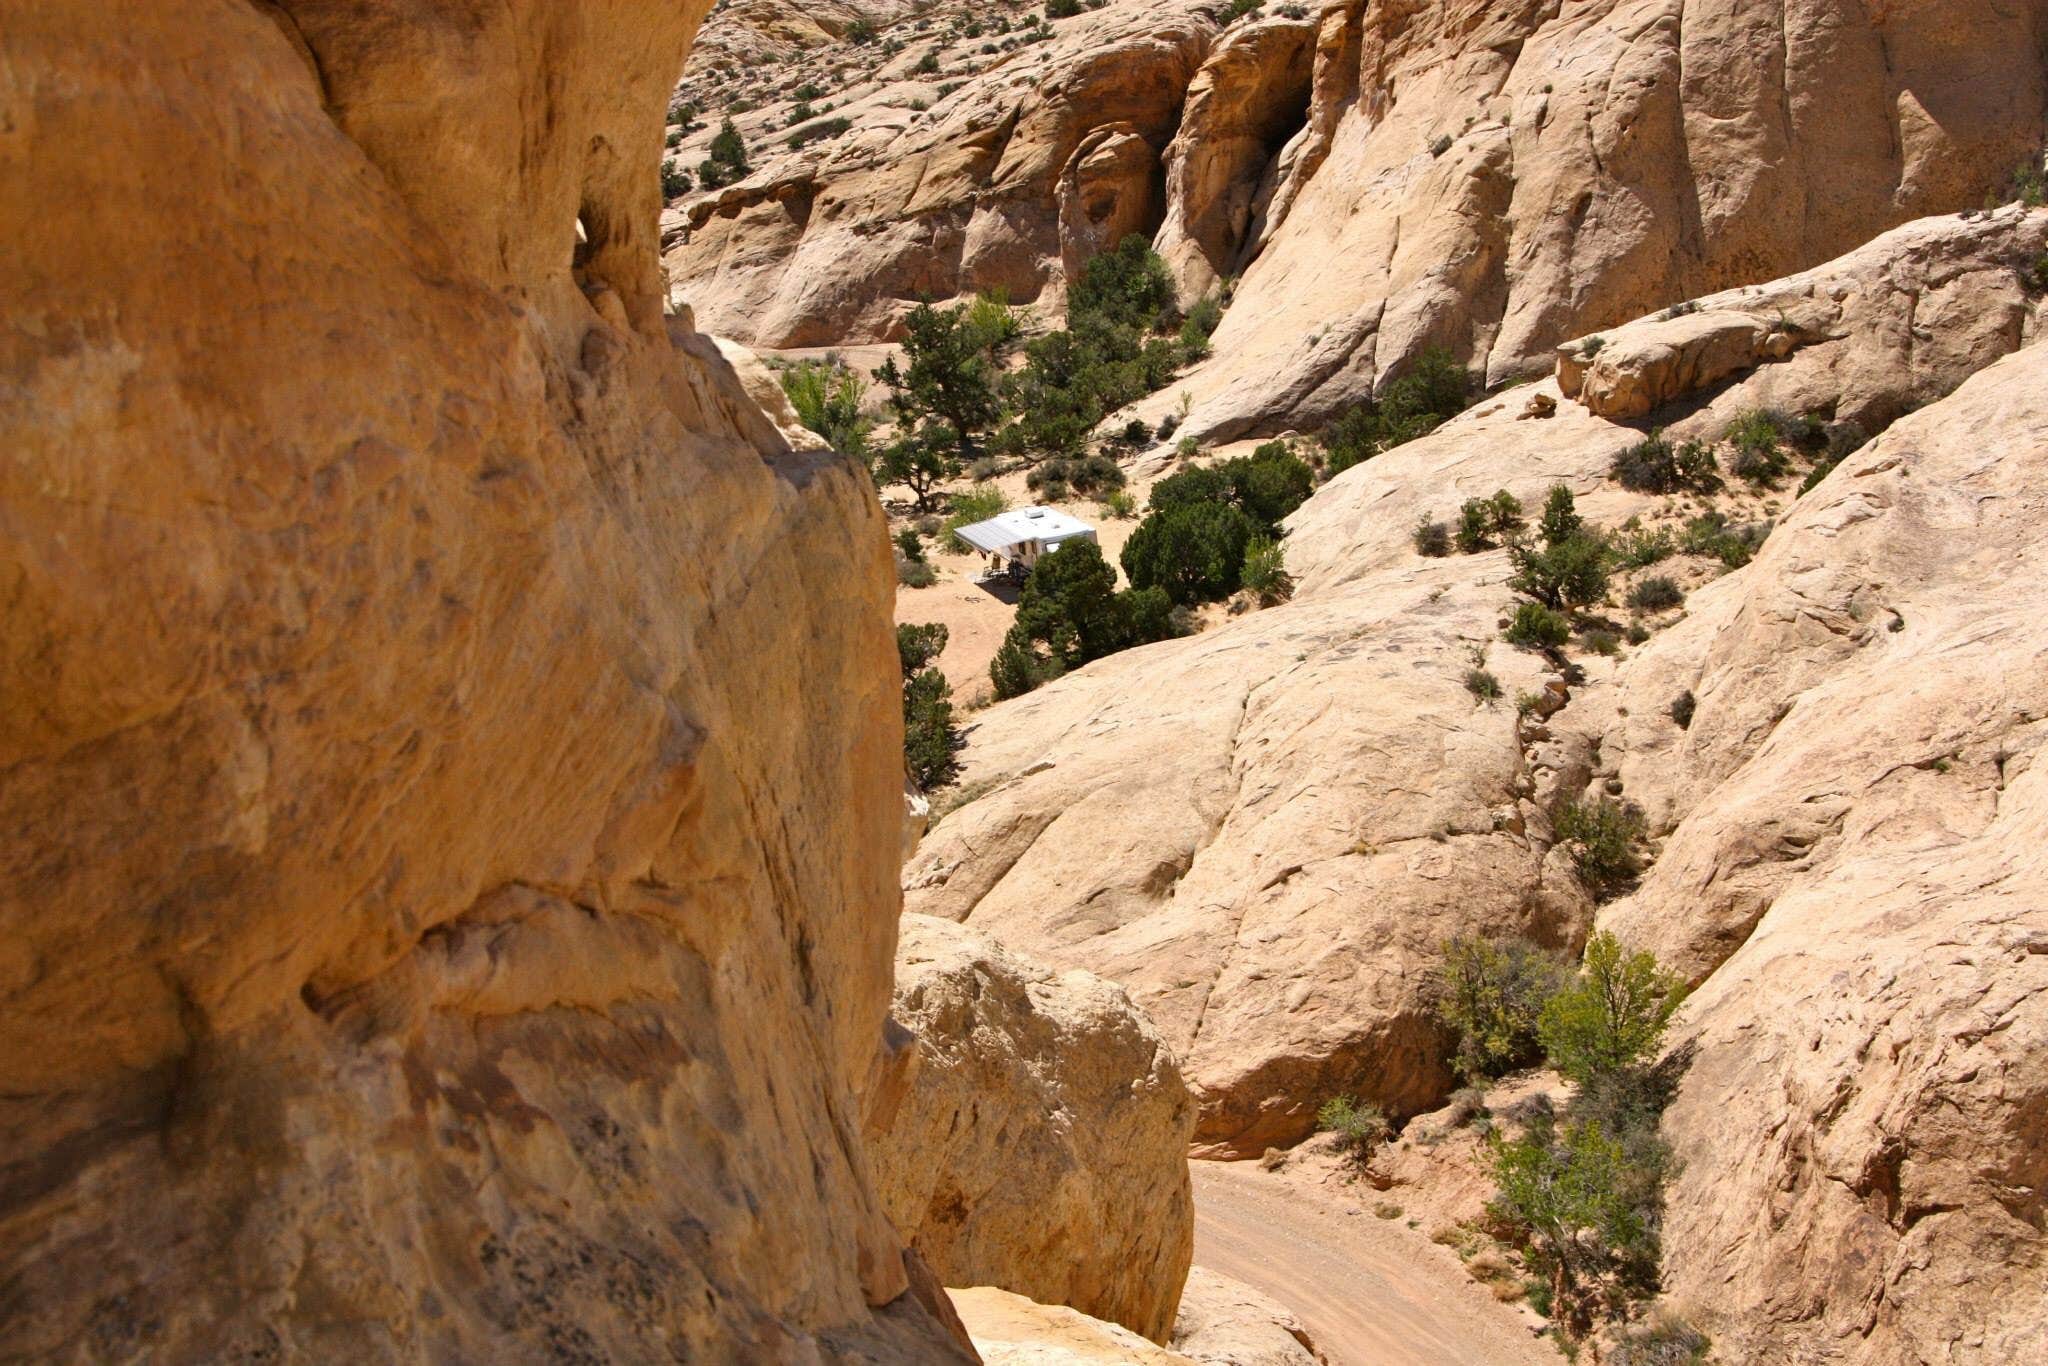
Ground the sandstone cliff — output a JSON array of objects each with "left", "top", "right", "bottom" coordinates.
[
  {"left": 668, "top": 0, "right": 2048, "bottom": 441},
  {"left": 871, "top": 916, "right": 1196, "bottom": 1344},
  {"left": 0, "top": 3, "right": 966, "bottom": 1359}
]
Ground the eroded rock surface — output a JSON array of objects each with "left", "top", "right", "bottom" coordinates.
[
  {"left": 952, "top": 1288, "right": 1199, "bottom": 1366},
  {"left": 906, "top": 211, "right": 2047, "bottom": 1165},
  {"left": 1569, "top": 328, "right": 2048, "bottom": 1364},
  {"left": 1169, "top": 1267, "right": 1326, "bottom": 1366},
  {"left": 0, "top": 3, "right": 964, "bottom": 1359},
  {"left": 872, "top": 916, "right": 1196, "bottom": 1343}
]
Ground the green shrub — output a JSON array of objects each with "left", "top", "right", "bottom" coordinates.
[
  {"left": 992, "top": 541, "right": 1181, "bottom": 698},
  {"left": 1431, "top": 936, "right": 1570, "bottom": 1082},
  {"left": 880, "top": 296, "right": 1015, "bottom": 460},
  {"left": 876, "top": 422, "right": 957, "bottom": 512},
  {"left": 1725, "top": 409, "right": 1796, "bottom": 485},
  {"left": 1538, "top": 484, "right": 1583, "bottom": 547},
  {"left": 1611, "top": 431, "right": 1718, "bottom": 494},
  {"left": 1627, "top": 576, "right": 1683, "bottom": 612},
  {"left": 1583, "top": 628, "right": 1620, "bottom": 657},
  {"left": 1609, "top": 1310, "right": 1713, "bottom": 1366},
  {"left": 786, "top": 116, "right": 854, "bottom": 150},
  {"left": 1100, "top": 488, "right": 1137, "bottom": 520},
  {"left": 1505, "top": 602, "right": 1571, "bottom": 650},
  {"left": 1320, "top": 347, "right": 1472, "bottom": 475},
  {"left": 1487, "top": 1117, "right": 1659, "bottom": 1339},
  {"left": 1317, "top": 1095, "right": 1390, "bottom": 1156},
  {"left": 1511, "top": 532, "right": 1611, "bottom": 610},
  {"left": 1122, "top": 500, "right": 1261, "bottom": 605},
  {"left": 697, "top": 116, "right": 750, "bottom": 188},
  {"left": 894, "top": 528, "right": 926, "bottom": 564},
  {"left": 1465, "top": 668, "right": 1502, "bottom": 702},
  {"left": 1613, "top": 522, "right": 1674, "bottom": 568},
  {"left": 1553, "top": 800, "right": 1646, "bottom": 897},
  {"left": 781, "top": 359, "right": 869, "bottom": 457},
  {"left": 1538, "top": 931, "right": 1687, "bottom": 1083},
  {"left": 1413, "top": 516, "right": 1452, "bottom": 557},
  {"left": 1680, "top": 511, "right": 1766, "bottom": 568},
  {"left": 898, "top": 557, "right": 937, "bottom": 588},
  {"left": 942, "top": 483, "right": 1009, "bottom": 552},
  {"left": 1669, "top": 690, "right": 1696, "bottom": 729},
  {"left": 660, "top": 160, "right": 692, "bottom": 198},
  {"left": 900, "top": 624, "right": 961, "bottom": 786},
  {"left": 1028, "top": 452, "right": 1124, "bottom": 497},
  {"left": 1241, "top": 535, "right": 1291, "bottom": 605},
  {"left": 1070, "top": 233, "right": 1177, "bottom": 332}
]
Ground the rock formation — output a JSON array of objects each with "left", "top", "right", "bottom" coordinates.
[
  {"left": 906, "top": 209, "right": 2048, "bottom": 1167},
  {"left": 0, "top": 2, "right": 967, "bottom": 1359},
  {"left": 870, "top": 916, "right": 1196, "bottom": 1343},
  {"left": 668, "top": 0, "right": 2048, "bottom": 440},
  {"left": 951, "top": 1288, "right": 1199, "bottom": 1366},
  {"left": 1168, "top": 1268, "right": 1327, "bottom": 1366}
]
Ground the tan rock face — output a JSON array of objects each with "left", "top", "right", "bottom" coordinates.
[
  {"left": 1561, "top": 339, "right": 2048, "bottom": 1364},
  {"left": 668, "top": 3, "right": 1217, "bottom": 345},
  {"left": 0, "top": 2, "right": 963, "bottom": 1359},
  {"left": 907, "top": 211, "right": 2047, "bottom": 1169},
  {"left": 1168, "top": 1267, "right": 1326, "bottom": 1366},
  {"left": 872, "top": 916, "right": 1196, "bottom": 1343},
  {"left": 952, "top": 1288, "right": 1199, "bottom": 1366}
]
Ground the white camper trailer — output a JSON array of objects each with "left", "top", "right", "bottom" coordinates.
[{"left": 950, "top": 506, "right": 1099, "bottom": 580}]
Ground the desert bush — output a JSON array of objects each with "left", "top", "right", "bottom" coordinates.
[
  {"left": 1668, "top": 690, "right": 1696, "bottom": 729},
  {"left": 1317, "top": 1095, "right": 1390, "bottom": 1156},
  {"left": 1628, "top": 576, "right": 1683, "bottom": 612},
  {"left": 894, "top": 528, "right": 926, "bottom": 564},
  {"left": 1028, "top": 452, "right": 1124, "bottom": 497},
  {"left": 1487, "top": 1116, "right": 1660, "bottom": 1338},
  {"left": 1100, "top": 488, "right": 1137, "bottom": 520},
  {"left": 1611, "top": 431, "right": 1718, "bottom": 494},
  {"left": 1680, "top": 511, "right": 1766, "bottom": 568},
  {"left": 1609, "top": 1309, "right": 1713, "bottom": 1366},
  {"left": 660, "top": 160, "right": 692, "bottom": 198},
  {"left": 1431, "top": 937, "right": 1570, "bottom": 1082},
  {"left": 696, "top": 116, "right": 750, "bottom": 188},
  {"left": 1122, "top": 500, "right": 1261, "bottom": 605},
  {"left": 1320, "top": 347, "right": 1472, "bottom": 475},
  {"left": 1504, "top": 602, "right": 1571, "bottom": 650},
  {"left": 880, "top": 296, "right": 1015, "bottom": 460},
  {"left": 1538, "top": 484, "right": 1583, "bottom": 547},
  {"left": 1538, "top": 931, "right": 1687, "bottom": 1083},
  {"left": 942, "top": 483, "right": 1008, "bottom": 552},
  {"left": 1465, "top": 667, "right": 1502, "bottom": 702},
  {"left": 1511, "top": 532, "right": 1611, "bottom": 610},
  {"left": 1413, "top": 516, "right": 1452, "bottom": 557},
  {"left": 992, "top": 541, "right": 1179, "bottom": 698},
  {"left": 780, "top": 359, "right": 869, "bottom": 457},
  {"left": 897, "top": 557, "right": 937, "bottom": 588},
  {"left": 1553, "top": 799, "right": 1646, "bottom": 897},
  {"left": 1241, "top": 535, "right": 1292, "bottom": 605},
  {"left": 1613, "top": 522, "right": 1675, "bottom": 568}
]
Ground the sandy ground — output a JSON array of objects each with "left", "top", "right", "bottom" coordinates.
[{"left": 1189, "top": 1161, "right": 1559, "bottom": 1366}]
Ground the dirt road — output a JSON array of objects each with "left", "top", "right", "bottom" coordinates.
[{"left": 1190, "top": 1162, "right": 1559, "bottom": 1366}]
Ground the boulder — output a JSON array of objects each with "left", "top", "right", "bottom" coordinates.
[
  {"left": 0, "top": 2, "right": 963, "bottom": 1359},
  {"left": 952, "top": 1288, "right": 1199, "bottom": 1366},
  {"left": 871, "top": 916, "right": 1196, "bottom": 1343},
  {"left": 1169, "top": 1268, "right": 1326, "bottom": 1366}
]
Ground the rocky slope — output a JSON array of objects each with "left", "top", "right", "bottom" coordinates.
[
  {"left": 0, "top": 2, "right": 968, "bottom": 1359},
  {"left": 870, "top": 915, "right": 1196, "bottom": 1343},
  {"left": 668, "top": 0, "right": 2048, "bottom": 438},
  {"left": 910, "top": 209, "right": 2048, "bottom": 1166}
]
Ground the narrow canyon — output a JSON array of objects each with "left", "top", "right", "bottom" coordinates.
[{"left": 4, "top": 1, "right": 2045, "bottom": 1363}]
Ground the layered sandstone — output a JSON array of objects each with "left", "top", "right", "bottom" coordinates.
[
  {"left": 871, "top": 916, "right": 1196, "bottom": 1343},
  {"left": 952, "top": 1288, "right": 1199, "bottom": 1366},
  {"left": 905, "top": 210, "right": 2048, "bottom": 1164},
  {"left": 670, "top": 0, "right": 2048, "bottom": 440},
  {"left": 0, "top": 2, "right": 965, "bottom": 1359}
]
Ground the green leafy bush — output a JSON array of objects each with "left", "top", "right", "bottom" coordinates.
[
  {"left": 1680, "top": 511, "right": 1766, "bottom": 568},
  {"left": 780, "top": 359, "right": 869, "bottom": 458},
  {"left": 1553, "top": 800, "right": 1646, "bottom": 898},
  {"left": 1505, "top": 602, "right": 1571, "bottom": 650},
  {"left": 1122, "top": 500, "right": 1261, "bottom": 605},
  {"left": 991, "top": 541, "right": 1180, "bottom": 698},
  {"left": 1488, "top": 1117, "right": 1660, "bottom": 1338},
  {"left": 1613, "top": 522, "right": 1674, "bottom": 568},
  {"left": 697, "top": 117, "right": 750, "bottom": 188},
  {"left": 875, "top": 422, "right": 958, "bottom": 512},
  {"left": 1430, "top": 936, "right": 1570, "bottom": 1082},
  {"left": 942, "top": 483, "right": 1009, "bottom": 552},
  {"left": 1317, "top": 1095, "right": 1389, "bottom": 1156},
  {"left": 1610, "top": 431, "right": 1718, "bottom": 494},
  {"left": 1241, "top": 535, "right": 1292, "bottom": 605},
  {"left": 1511, "top": 532, "right": 1611, "bottom": 610},
  {"left": 1538, "top": 931, "right": 1687, "bottom": 1083},
  {"left": 1627, "top": 576, "right": 1683, "bottom": 612},
  {"left": 1465, "top": 668, "right": 1502, "bottom": 702},
  {"left": 1320, "top": 348, "right": 1472, "bottom": 475}
]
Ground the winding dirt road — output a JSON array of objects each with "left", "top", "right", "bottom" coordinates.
[{"left": 1190, "top": 1162, "right": 1559, "bottom": 1366}]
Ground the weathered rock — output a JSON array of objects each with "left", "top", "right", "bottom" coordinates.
[
  {"left": 1563, "top": 340, "right": 2048, "bottom": 1364},
  {"left": 906, "top": 211, "right": 2047, "bottom": 1161},
  {"left": 952, "top": 1287, "right": 1199, "bottom": 1366},
  {"left": 667, "top": 3, "right": 1216, "bottom": 344},
  {"left": 1169, "top": 1267, "right": 1326, "bottom": 1366},
  {"left": 872, "top": 916, "right": 1196, "bottom": 1343},
  {"left": 0, "top": 2, "right": 963, "bottom": 1359}
]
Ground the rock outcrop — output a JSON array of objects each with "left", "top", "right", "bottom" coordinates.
[
  {"left": 670, "top": 0, "right": 2048, "bottom": 440},
  {"left": 906, "top": 210, "right": 2048, "bottom": 1163},
  {"left": 1564, "top": 288, "right": 2048, "bottom": 1364},
  {"left": 871, "top": 916, "right": 1196, "bottom": 1343},
  {"left": 951, "top": 1288, "right": 1199, "bottom": 1366},
  {"left": 0, "top": 2, "right": 965, "bottom": 1359},
  {"left": 1168, "top": 1268, "right": 1326, "bottom": 1366}
]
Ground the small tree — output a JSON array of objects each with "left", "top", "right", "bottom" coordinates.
[
  {"left": 897, "top": 623, "right": 958, "bottom": 789},
  {"left": 1552, "top": 798, "right": 1646, "bottom": 897},
  {"left": 875, "top": 423, "right": 957, "bottom": 513},
  {"left": 698, "top": 117, "right": 750, "bottom": 189},
  {"left": 1488, "top": 1117, "right": 1659, "bottom": 1337},
  {"left": 1538, "top": 484, "right": 1582, "bottom": 547},
  {"left": 1537, "top": 931, "right": 1687, "bottom": 1084},
  {"left": 1431, "top": 936, "right": 1571, "bottom": 1082},
  {"left": 878, "top": 299, "right": 1012, "bottom": 460},
  {"left": 1511, "top": 532, "right": 1611, "bottom": 611}
]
